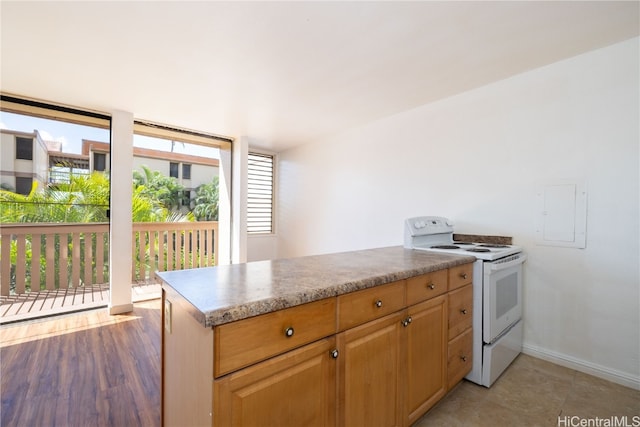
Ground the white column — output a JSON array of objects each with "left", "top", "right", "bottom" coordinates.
[
  {"left": 109, "top": 110, "right": 134, "bottom": 314},
  {"left": 217, "top": 144, "right": 232, "bottom": 265},
  {"left": 231, "top": 136, "right": 248, "bottom": 264}
]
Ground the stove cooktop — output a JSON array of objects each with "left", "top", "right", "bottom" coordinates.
[
  {"left": 412, "top": 241, "right": 522, "bottom": 261},
  {"left": 404, "top": 216, "right": 522, "bottom": 261}
]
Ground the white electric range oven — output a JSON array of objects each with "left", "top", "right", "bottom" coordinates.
[{"left": 404, "top": 216, "right": 526, "bottom": 387}]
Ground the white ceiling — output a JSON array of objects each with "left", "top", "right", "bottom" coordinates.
[{"left": 1, "top": 1, "right": 638, "bottom": 152}]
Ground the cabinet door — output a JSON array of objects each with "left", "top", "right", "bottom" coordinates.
[
  {"left": 214, "top": 337, "right": 337, "bottom": 427},
  {"left": 404, "top": 295, "right": 448, "bottom": 426},
  {"left": 337, "top": 311, "right": 404, "bottom": 427}
]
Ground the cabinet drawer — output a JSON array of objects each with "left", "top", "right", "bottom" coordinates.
[
  {"left": 406, "top": 269, "right": 448, "bottom": 305},
  {"left": 214, "top": 298, "right": 336, "bottom": 377},
  {"left": 337, "top": 281, "right": 405, "bottom": 331},
  {"left": 448, "top": 284, "right": 473, "bottom": 338},
  {"left": 447, "top": 328, "right": 473, "bottom": 390},
  {"left": 449, "top": 263, "right": 473, "bottom": 291}
]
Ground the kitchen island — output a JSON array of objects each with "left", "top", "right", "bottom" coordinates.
[{"left": 159, "top": 246, "right": 475, "bottom": 427}]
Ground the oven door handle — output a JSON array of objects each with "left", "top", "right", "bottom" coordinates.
[{"left": 488, "top": 254, "right": 527, "bottom": 271}]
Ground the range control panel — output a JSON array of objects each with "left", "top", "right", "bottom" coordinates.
[{"left": 405, "top": 216, "right": 454, "bottom": 237}]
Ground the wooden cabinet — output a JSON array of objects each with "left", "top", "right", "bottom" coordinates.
[
  {"left": 449, "top": 263, "right": 473, "bottom": 291},
  {"left": 404, "top": 295, "right": 447, "bottom": 426},
  {"left": 447, "top": 283, "right": 473, "bottom": 390},
  {"left": 406, "top": 269, "right": 448, "bottom": 305},
  {"left": 162, "top": 288, "right": 214, "bottom": 427},
  {"left": 448, "top": 284, "right": 473, "bottom": 338},
  {"left": 162, "top": 262, "right": 475, "bottom": 427},
  {"left": 337, "top": 280, "right": 405, "bottom": 331},
  {"left": 336, "top": 272, "right": 453, "bottom": 427},
  {"left": 214, "top": 298, "right": 336, "bottom": 377},
  {"left": 214, "top": 337, "right": 337, "bottom": 427},
  {"left": 337, "top": 311, "right": 404, "bottom": 427},
  {"left": 447, "top": 328, "right": 473, "bottom": 390}
]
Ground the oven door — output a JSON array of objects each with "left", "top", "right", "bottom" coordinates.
[{"left": 482, "top": 254, "right": 526, "bottom": 344}]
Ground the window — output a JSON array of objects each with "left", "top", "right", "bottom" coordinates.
[
  {"left": 169, "top": 162, "right": 179, "bottom": 178},
  {"left": 15, "top": 137, "right": 33, "bottom": 160},
  {"left": 93, "top": 152, "right": 106, "bottom": 172},
  {"left": 181, "top": 190, "right": 191, "bottom": 207},
  {"left": 247, "top": 152, "right": 274, "bottom": 234},
  {"left": 15, "top": 177, "right": 33, "bottom": 195},
  {"left": 182, "top": 163, "right": 191, "bottom": 180}
]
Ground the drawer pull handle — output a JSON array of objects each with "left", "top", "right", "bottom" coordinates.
[
  {"left": 461, "top": 355, "right": 468, "bottom": 362},
  {"left": 284, "top": 327, "right": 295, "bottom": 338},
  {"left": 330, "top": 349, "right": 339, "bottom": 359},
  {"left": 428, "top": 284, "right": 436, "bottom": 290},
  {"left": 460, "top": 273, "right": 468, "bottom": 280},
  {"left": 402, "top": 316, "right": 412, "bottom": 327},
  {"left": 460, "top": 309, "right": 468, "bottom": 315},
  {"left": 375, "top": 300, "right": 383, "bottom": 308}
]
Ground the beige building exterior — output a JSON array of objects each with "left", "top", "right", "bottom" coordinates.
[
  {"left": 0, "top": 129, "right": 50, "bottom": 194},
  {"left": 1, "top": 130, "right": 219, "bottom": 206}
]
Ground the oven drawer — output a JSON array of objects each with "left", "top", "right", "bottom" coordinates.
[
  {"left": 214, "top": 298, "right": 336, "bottom": 377},
  {"left": 337, "top": 280, "right": 405, "bottom": 331},
  {"left": 406, "top": 269, "right": 448, "bottom": 305},
  {"left": 448, "top": 284, "right": 473, "bottom": 338},
  {"left": 449, "top": 263, "right": 473, "bottom": 291},
  {"left": 447, "top": 328, "right": 473, "bottom": 389}
]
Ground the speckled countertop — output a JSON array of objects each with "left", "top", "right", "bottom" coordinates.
[{"left": 158, "top": 246, "right": 476, "bottom": 328}]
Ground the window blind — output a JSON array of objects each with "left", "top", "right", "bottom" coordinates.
[{"left": 247, "top": 152, "right": 274, "bottom": 234}]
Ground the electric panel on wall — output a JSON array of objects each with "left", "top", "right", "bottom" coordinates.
[{"left": 535, "top": 181, "right": 587, "bottom": 248}]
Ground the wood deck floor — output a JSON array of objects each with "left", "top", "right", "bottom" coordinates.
[
  {"left": 0, "top": 299, "right": 161, "bottom": 426},
  {"left": 0, "top": 283, "right": 161, "bottom": 324}
]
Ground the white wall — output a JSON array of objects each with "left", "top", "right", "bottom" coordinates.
[
  {"left": 247, "top": 234, "right": 278, "bottom": 262},
  {"left": 276, "top": 38, "right": 639, "bottom": 387}
]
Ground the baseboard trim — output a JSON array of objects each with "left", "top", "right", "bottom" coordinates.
[
  {"left": 109, "top": 303, "right": 134, "bottom": 315},
  {"left": 522, "top": 344, "right": 640, "bottom": 390}
]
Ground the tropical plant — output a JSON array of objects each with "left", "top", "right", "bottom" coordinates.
[
  {"left": 193, "top": 176, "right": 219, "bottom": 221},
  {"left": 0, "top": 175, "right": 109, "bottom": 223},
  {"left": 0, "top": 169, "right": 196, "bottom": 293},
  {"left": 133, "top": 165, "right": 185, "bottom": 212}
]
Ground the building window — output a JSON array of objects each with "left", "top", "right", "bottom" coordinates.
[
  {"left": 182, "top": 163, "right": 191, "bottom": 180},
  {"left": 15, "top": 177, "right": 33, "bottom": 195},
  {"left": 15, "top": 137, "right": 33, "bottom": 160},
  {"left": 181, "top": 190, "right": 191, "bottom": 207},
  {"left": 93, "top": 152, "right": 106, "bottom": 172},
  {"left": 169, "top": 162, "right": 179, "bottom": 178},
  {"left": 247, "top": 152, "right": 274, "bottom": 234}
]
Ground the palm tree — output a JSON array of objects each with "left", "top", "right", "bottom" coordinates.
[
  {"left": 0, "top": 171, "right": 194, "bottom": 292},
  {"left": 133, "top": 165, "right": 185, "bottom": 212},
  {"left": 193, "top": 176, "right": 219, "bottom": 221}
]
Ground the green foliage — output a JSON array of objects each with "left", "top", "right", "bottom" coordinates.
[
  {"left": 0, "top": 168, "right": 201, "bottom": 224},
  {"left": 193, "top": 176, "right": 219, "bottom": 221},
  {"left": 0, "top": 174, "right": 110, "bottom": 223},
  {"left": 0, "top": 166, "right": 216, "bottom": 293},
  {"left": 133, "top": 165, "right": 185, "bottom": 213}
]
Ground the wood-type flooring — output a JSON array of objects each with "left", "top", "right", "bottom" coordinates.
[
  {"left": 1, "top": 297, "right": 638, "bottom": 427},
  {"left": 0, "top": 299, "right": 161, "bottom": 427}
]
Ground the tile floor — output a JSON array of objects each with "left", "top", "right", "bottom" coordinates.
[{"left": 414, "top": 354, "right": 640, "bottom": 427}]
